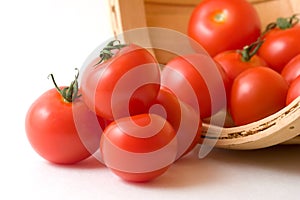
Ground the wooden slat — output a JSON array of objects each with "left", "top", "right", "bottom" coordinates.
[
  {"left": 282, "top": 136, "right": 300, "bottom": 145},
  {"left": 145, "top": 0, "right": 275, "bottom": 5},
  {"left": 110, "top": 0, "right": 299, "bottom": 38},
  {"left": 144, "top": 0, "right": 298, "bottom": 36},
  {"left": 109, "top": 0, "right": 147, "bottom": 37},
  {"left": 145, "top": 0, "right": 199, "bottom": 6},
  {"left": 203, "top": 96, "right": 300, "bottom": 149},
  {"left": 145, "top": 2, "right": 194, "bottom": 35},
  {"left": 289, "top": 0, "right": 300, "bottom": 14},
  {"left": 248, "top": 0, "right": 275, "bottom": 3},
  {"left": 109, "top": 0, "right": 299, "bottom": 63},
  {"left": 254, "top": 0, "right": 298, "bottom": 28},
  {"left": 109, "top": 0, "right": 155, "bottom": 53}
]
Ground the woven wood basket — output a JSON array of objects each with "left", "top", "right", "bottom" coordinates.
[{"left": 107, "top": 0, "right": 300, "bottom": 149}]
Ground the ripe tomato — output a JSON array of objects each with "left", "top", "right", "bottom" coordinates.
[
  {"left": 286, "top": 76, "right": 300, "bottom": 105},
  {"left": 258, "top": 25, "right": 300, "bottom": 72},
  {"left": 188, "top": 0, "right": 261, "bottom": 56},
  {"left": 161, "top": 53, "right": 228, "bottom": 119},
  {"left": 100, "top": 114, "right": 177, "bottom": 182},
  {"left": 151, "top": 87, "right": 202, "bottom": 159},
  {"left": 214, "top": 41, "right": 268, "bottom": 83},
  {"left": 281, "top": 54, "right": 300, "bottom": 85},
  {"left": 230, "top": 67, "right": 288, "bottom": 126},
  {"left": 80, "top": 40, "right": 161, "bottom": 120},
  {"left": 26, "top": 72, "right": 105, "bottom": 164}
]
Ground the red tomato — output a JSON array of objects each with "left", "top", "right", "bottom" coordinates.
[
  {"left": 286, "top": 76, "right": 300, "bottom": 105},
  {"left": 161, "top": 53, "right": 228, "bottom": 119},
  {"left": 81, "top": 40, "right": 161, "bottom": 120},
  {"left": 214, "top": 43, "right": 268, "bottom": 83},
  {"left": 230, "top": 67, "right": 288, "bottom": 126},
  {"left": 151, "top": 87, "right": 202, "bottom": 159},
  {"left": 281, "top": 54, "right": 300, "bottom": 85},
  {"left": 188, "top": 0, "right": 261, "bottom": 56},
  {"left": 26, "top": 73, "right": 105, "bottom": 164},
  {"left": 214, "top": 45, "right": 267, "bottom": 107},
  {"left": 100, "top": 114, "right": 177, "bottom": 182},
  {"left": 258, "top": 26, "right": 300, "bottom": 72}
]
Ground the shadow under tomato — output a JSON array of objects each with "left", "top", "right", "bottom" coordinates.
[
  {"left": 47, "top": 155, "right": 106, "bottom": 170},
  {"left": 127, "top": 146, "right": 226, "bottom": 188},
  {"left": 130, "top": 144, "right": 300, "bottom": 188}
]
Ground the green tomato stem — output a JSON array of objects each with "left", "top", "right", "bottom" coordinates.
[
  {"left": 94, "top": 40, "right": 127, "bottom": 66},
  {"left": 261, "top": 14, "right": 300, "bottom": 35},
  {"left": 237, "top": 39, "right": 264, "bottom": 62},
  {"left": 48, "top": 68, "right": 81, "bottom": 103}
]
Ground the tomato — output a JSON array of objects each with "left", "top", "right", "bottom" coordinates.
[
  {"left": 188, "top": 0, "right": 261, "bottom": 56},
  {"left": 286, "top": 76, "right": 300, "bottom": 105},
  {"left": 161, "top": 53, "right": 228, "bottom": 119},
  {"left": 25, "top": 71, "right": 105, "bottom": 164},
  {"left": 214, "top": 41, "right": 268, "bottom": 83},
  {"left": 258, "top": 24, "right": 300, "bottom": 72},
  {"left": 80, "top": 40, "right": 161, "bottom": 121},
  {"left": 151, "top": 87, "right": 202, "bottom": 159},
  {"left": 100, "top": 114, "right": 177, "bottom": 182},
  {"left": 281, "top": 54, "right": 300, "bottom": 85},
  {"left": 230, "top": 67, "right": 288, "bottom": 126}
]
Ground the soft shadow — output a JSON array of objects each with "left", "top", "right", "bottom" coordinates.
[
  {"left": 131, "top": 144, "right": 300, "bottom": 188},
  {"left": 207, "top": 144, "right": 300, "bottom": 175},
  {"left": 48, "top": 156, "right": 106, "bottom": 170},
  {"left": 131, "top": 147, "right": 225, "bottom": 188}
]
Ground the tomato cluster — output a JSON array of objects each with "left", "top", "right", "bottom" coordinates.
[
  {"left": 225, "top": 14, "right": 300, "bottom": 126},
  {"left": 25, "top": 0, "right": 300, "bottom": 183},
  {"left": 27, "top": 40, "right": 224, "bottom": 182},
  {"left": 80, "top": 40, "right": 230, "bottom": 182},
  {"left": 194, "top": 12, "right": 299, "bottom": 127},
  {"left": 188, "top": 0, "right": 300, "bottom": 127}
]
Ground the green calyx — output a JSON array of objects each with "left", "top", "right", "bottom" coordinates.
[
  {"left": 262, "top": 14, "right": 299, "bottom": 35},
  {"left": 48, "top": 68, "right": 81, "bottom": 103},
  {"left": 276, "top": 14, "right": 299, "bottom": 29},
  {"left": 237, "top": 39, "right": 264, "bottom": 62},
  {"left": 94, "top": 40, "right": 127, "bottom": 66}
]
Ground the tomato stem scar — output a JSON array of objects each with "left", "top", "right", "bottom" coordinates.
[{"left": 213, "top": 10, "right": 227, "bottom": 23}]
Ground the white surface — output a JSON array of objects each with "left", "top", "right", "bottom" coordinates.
[{"left": 0, "top": 0, "right": 300, "bottom": 199}]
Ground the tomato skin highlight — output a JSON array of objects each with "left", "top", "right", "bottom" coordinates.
[
  {"left": 230, "top": 67, "right": 288, "bottom": 126},
  {"left": 81, "top": 43, "right": 161, "bottom": 121},
  {"left": 286, "top": 76, "right": 300, "bottom": 105},
  {"left": 258, "top": 26, "right": 300, "bottom": 73},
  {"left": 25, "top": 88, "right": 104, "bottom": 164},
  {"left": 100, "top": 114, "right": 177, "bottom": 182},
  {"left": 281, "top": 54, "right": 300, "bottom": 85},
  {"left": 188, "top": 0, "right": 261, "bottom": 56}
]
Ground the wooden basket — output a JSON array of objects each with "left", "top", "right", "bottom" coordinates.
[{"left": 108, "top": 0, "right": 300, "bottom": 149}]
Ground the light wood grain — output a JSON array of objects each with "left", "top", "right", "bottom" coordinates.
[
  {"left": 110, "top": 0, "right": 299, "bottom": 37},
  {"left": 109, "top": 0, "right": 299, "bottom": 64},
  {"left": 203, "top": 96, "right": 300, "bottom": 149}
]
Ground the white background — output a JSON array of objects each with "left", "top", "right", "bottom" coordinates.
[{"left": 0, "top": 0, "right": 300, "bottom": 199}]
